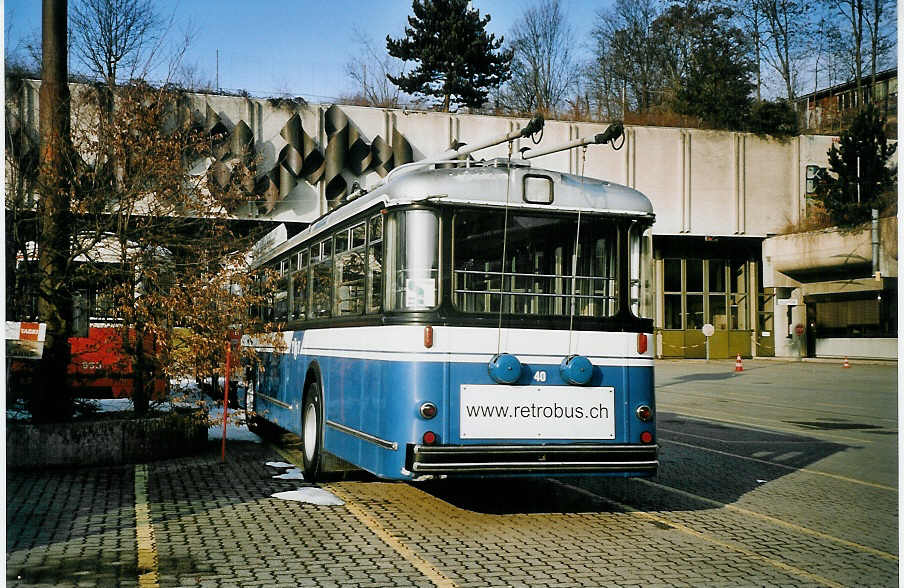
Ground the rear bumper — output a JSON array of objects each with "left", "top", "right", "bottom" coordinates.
[{"left": 407, "top": 443, "right": 658, "bottom": 475}]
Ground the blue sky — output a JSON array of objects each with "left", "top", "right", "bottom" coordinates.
[{"left": 5, "top": 0, "right": 608, "bottom": 101}]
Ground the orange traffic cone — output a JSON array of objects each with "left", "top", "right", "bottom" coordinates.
[
  {"left": 842, "top": 357, "right": 850, "bottom": 368},
  {"left": 734, "top": 353, "right": 744, "bottom": 372}
]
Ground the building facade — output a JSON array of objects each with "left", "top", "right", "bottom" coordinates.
[
  {"left": 6, "top": 79, "right": 897, "bottom": 359},
  {"left": 796, "top": 67, "right": 897, "bottom": 135}
]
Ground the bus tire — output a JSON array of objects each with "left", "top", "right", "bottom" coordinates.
[{"left": 301, "top": 381, "right": 324, "bottom": 482}]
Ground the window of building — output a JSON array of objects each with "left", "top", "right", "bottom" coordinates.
[
  {"left": 685, "top": 259, "right": 704, "bottom": 329},
  {"left": 663, "top": 259, "right": 682, "bottom": 329},
  {"left": 730, "top": 261, "right": 748, "bottom": 329},
  {"left": 708, "top": 259, "right": 727, "bottom": 329}
]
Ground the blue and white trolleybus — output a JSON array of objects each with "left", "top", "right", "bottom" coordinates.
[{"left": 246, "top": 119, "right": 657, "bottom": 482}]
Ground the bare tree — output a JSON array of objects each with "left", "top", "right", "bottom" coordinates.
[
  {"left": 502, "top": 0, "right": 579, "bottom": 116},
  {"left": 826, "top": 0, "right": 865, "bottom": 101},
  {"left": 728, "top": 0, "right": 766, "bottom": 101},
  {"left": 4, "top": 22, "right": 43, "bottom": 76},
  {"left": 864, "top": 0, "right": 894, "bottom": 83},
  {"left": 175, "top": 60, "right": 215, "bottom": 92},
  {"left": 760, "top": 0, "right": 812, "bottom": 101},
  {"left": 344, "top": 29, "right": 404, "bottom": 107},
  {"left": 589, "top": 0, "right": 665, "bottom": 116},
  {"left": 69, "top": 0, "right": 169, "bottom": 86}
]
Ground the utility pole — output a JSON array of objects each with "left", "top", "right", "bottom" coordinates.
[{"left": 35, "top": 0, "right": 74, "bottom": 422}]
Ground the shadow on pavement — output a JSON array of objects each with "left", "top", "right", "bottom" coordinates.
[
  {"left": 571, "top": 411, "right": 852, "bottom": 513},
  {"left": 6, "top": 465, "right": 139, "bottom": 585},
  {"left": 416, "top": 411, "right": 851, "bottom": 515},
  {"left": 656, "top": 369, "right": 764, "bottom": 388},
  {"left": 418, "top": 477, "right": 620, "bottom": 515}
]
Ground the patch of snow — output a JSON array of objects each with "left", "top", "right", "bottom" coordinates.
[
  {"left": 6, "top": 408, "right": 31, "bottom": 421},
  {"left": 265, "top": 461, "right": 295, "bottom": 469},
  {"left": 170, "top": 377, "right": 201, "bottom": 393},
  {"left": 272, "top": 468, "right": 305, "bottom": 480},
  {"left": 95, "top": 398, "right": 133, "bottom": 413},
  {"left": 271, "top": 487, "right": 344, "bottom": 506},
  {"left": 207, "top": 405, "right": 262, "bottom": 443}
]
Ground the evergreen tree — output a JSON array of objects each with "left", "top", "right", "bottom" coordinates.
[
  {"left": 386, "top": 0, "right": 513, "bottom": 111},
  {"left": 814, "top": 105, "right": 896, "bottom": 228},
  {"left": 662, "top": 4, "right": 754, "bottom": 129},
  {"left": 747, "top": 99, "right": 799, "bottom": 137}
]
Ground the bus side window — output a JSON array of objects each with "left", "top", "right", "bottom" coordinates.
[
  {"left": 367, "top": 214, "right": 383, "bottom": 314},
  {"left": 292, "top": 248, "right": 309, "bottom": 321},
  {"left": 335, "top": 224, "right": 365, "bottom": 316},
  {"left": 312, "top": 238, "right": 333, "bottom": 318},
  {"left": 275, "top": 257, "right": 289, "bottom": 322}
]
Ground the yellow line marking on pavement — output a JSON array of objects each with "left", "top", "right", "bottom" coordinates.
[
  {"left": 634, "top": 478, "right": 898, "bottom": 562},
  {"left": 551, "top": 481, "right": 846, "bottom": 588},
  {"left": 134, "top": 464, "right": 159, "bottom": 588},
  {"left": 328, "top": 484, "right": 457, "bottom": 588},
  {"left": 657, "top": 404, "right": 874, "bottom": 444},
  {"left": 270, "top": 445, "right": 457, "bottom": 588},
  {"left": 660, "top": 435, "right": 898, "bottom": 492}
]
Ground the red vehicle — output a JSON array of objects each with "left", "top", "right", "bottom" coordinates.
[
  {"left": 8, "top": 326, "right": 166, "bottom": 400},
  {"left": 67, "top": 326, "right": 166, "bottom": 399},
  {"left": 9, "top": 256, "right": 167, "bottom": 401}
]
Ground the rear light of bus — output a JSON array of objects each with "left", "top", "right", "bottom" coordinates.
[
  {"left": 424, "top": 326, "right": 433, "bottom": 348},
  {"left": 637, "top": 333, "right": 648, "bottom": 354},
  {"left": 635, "top": 405, "right": 653, "bottom": 422},
  {"left": 640, "top": 431, "right": 654, "bottom": 444},
  {"left": 422, "top": 431, "right": 438, "bottom": 445},
  {"left": 419, "top": 402, "right": 437, "bottom": 419}
]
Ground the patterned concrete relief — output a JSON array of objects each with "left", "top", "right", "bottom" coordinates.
[{"left": 193, "top": 101, "right": 413, "bottom": 215}]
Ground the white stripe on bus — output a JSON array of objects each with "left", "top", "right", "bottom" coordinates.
[{"left": 251, "top": 325, "right": 653, "bottom": 361}]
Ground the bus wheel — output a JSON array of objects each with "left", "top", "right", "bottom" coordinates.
[{"left": 301, "top": 381, "right": 324, "bottom": 482}]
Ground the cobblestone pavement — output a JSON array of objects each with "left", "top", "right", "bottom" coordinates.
[
  {"left": 7, "top": 465, "right": 139, "bottom": 586},
  {"left": 6, "top": 360, "right": 898, "bottom": 587}
]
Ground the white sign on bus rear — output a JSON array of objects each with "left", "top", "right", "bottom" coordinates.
[{"left": 460, "top": 385, "right": 616, "bottom": 440}]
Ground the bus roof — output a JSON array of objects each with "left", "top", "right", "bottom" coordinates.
[{"left": 254, "top": 160, "right": 654, "bottom": 267}]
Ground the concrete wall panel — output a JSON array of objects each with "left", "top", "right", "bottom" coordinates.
[
  {"left": 689, "top": 130, "right": 733, "bottom": 234},
  {"left": 8, "top": 80, "right": 848, "bottom": 238},
  {"left": 744, "top": 135, "right": 796, "bottom": 234}
]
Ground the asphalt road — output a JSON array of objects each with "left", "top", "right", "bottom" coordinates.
[{"left": 7, "top": 359, "right": 898, "bottom": 587}]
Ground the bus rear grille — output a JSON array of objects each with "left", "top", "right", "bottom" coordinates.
[{"left": 408, "top": 444, "right": 658, "bottom": 474}]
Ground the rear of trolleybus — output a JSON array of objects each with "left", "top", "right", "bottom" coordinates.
[{"left": 376, "top": 164, "right": 658, "bottom": 480}]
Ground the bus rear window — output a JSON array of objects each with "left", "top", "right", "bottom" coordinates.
[{"left": 452, "top": 209, "right": 619, "bottom": 318}]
